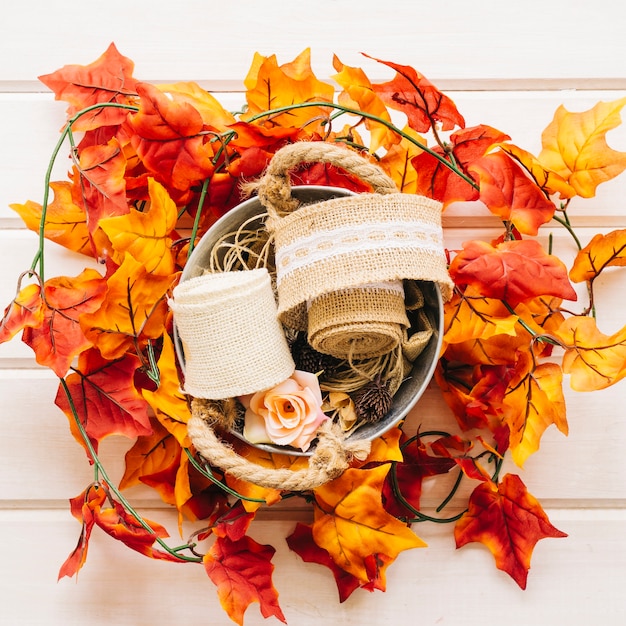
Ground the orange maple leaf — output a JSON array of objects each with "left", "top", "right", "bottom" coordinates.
[
  {"left": 59, "top": 481, "right": 180, "bottom": 580},
  {"left": 204, "top": 535, "right": 286, "bottom": 626},
  {"left": 312, "top": 465, "right": 426, "bottom": 583},
  {"left": 455, "top": 474, "right": 567, "bottom": 589},
  {"left": 0, "top": 282, "right": 44, "bottom": 345},
  {"left": 39, "top": 42, "right": 138, "bottom": 131},
  {"left": 80, "top": 253, "right": 172, "bottom": 360},
  {"left": 569, "top": 229, "right": 626, "bottom": 283},
  {"left": 449, "top": 239, "right": 577, "bottom": 307},
  {"left": 556, "top": 316, "right": 626, "bottom": 390},
  {"left": 378, "top": 126, "right": 426, "bottom": 194},
  {"left": 21, "top": 269, "right": 107, "bottom": 377},
  {"left": 366, "top": 53, "right": 465, "bottom": 133},
  {"left": 538, "top": 98, "right": 626, "bottom": 198},
  {"left": 469, "top": 151, "right": 556, "bottom": 235}
]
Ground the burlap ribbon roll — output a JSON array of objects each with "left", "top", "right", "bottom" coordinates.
[
  {"left": 170, "top": 268, "right": 295, "bottom": 399},
  {"left": 307, "top": 281, "right": 409, "bottom": 359},
  {"left": 253, "top": 142, "right": 453, "bottom": 360}
]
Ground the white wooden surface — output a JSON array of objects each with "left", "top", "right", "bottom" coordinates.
[{"left": 2, "top": 1, "right": 626, "bottom": 624}]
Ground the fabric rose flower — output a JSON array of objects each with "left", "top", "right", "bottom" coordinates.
[{"left": 240, "top": 370, "right": 329, "bottom": 452}]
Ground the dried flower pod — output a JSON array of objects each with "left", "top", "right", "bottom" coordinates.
[
  {"left": 290, "top": 332, "right": 342, "bottom": 377},
  {"left": 352, "top": 377, "right": 393, "bottom": 424}
]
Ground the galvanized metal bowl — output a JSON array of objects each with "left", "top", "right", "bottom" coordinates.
[{"left": 175, "top": 186, "right": 444, "bottom": 456}]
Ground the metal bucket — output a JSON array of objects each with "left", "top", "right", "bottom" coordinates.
[{"left": 175, "top": 186, "right": 444, "bottom": 456}]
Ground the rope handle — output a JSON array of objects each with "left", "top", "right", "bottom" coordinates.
[
  {"left": 188, "top": 398, "right": 371, "bottom": 491},
  {"left": 254, "top": 141, "right": 398, "bottom": 219}
]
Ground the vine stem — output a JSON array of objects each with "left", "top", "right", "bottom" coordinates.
[{"left": 58, "top": 377, "right": 202, "bottom": 563}]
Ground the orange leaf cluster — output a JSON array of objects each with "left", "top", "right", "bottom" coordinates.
[{"left": 2, "top": 43, "right": 626, "bottom": 623}]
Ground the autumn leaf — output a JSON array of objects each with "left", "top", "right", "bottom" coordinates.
[
  {"left": 497, "top": 142, "right": 575, "bottom": 199},
  {"left": 556, "top": 316, "right": 626, "bottom": 390},
  {"left": 538, "top": 98, "right": 626, "bottom": 198},
  {"left": 332, "top": 55, "right": 400, "bottom": 153},
  {"left": 39, "top": 42, "right": 138, "bottom": 131},
  {"left": 76, "top": 137, "right": 129, "bottom": 233},
  {"left": 469, "top": 151, "right": 556, "bottom": 235},
  {"left": 569, "top": 229, "right": 626, "bottom": 283},
  {"left": 502, "top": 357, "right": 568, "bottom": 466},
  {"left": 204, "top": 535, "right": 286, "bottom": 626},
  {"left": 21, "top": 269, "right": 107, "bottom": 377},
  {"left": 413, "top": 125, "right": 507, "bottom": 204},
  {"left": 449, "top": 239, "right": 577, "bottom": 307},
  {"left": 378, "top": 126, "right": 426, "bottom": 193},
  {"left": 366, "top": 53, "right": 465, "bottom": 133},
  {"left": 10, "top": 181, "right": 94, "bottom": 256},
  {"left": 312, "top": 465, "right": 426, "bottom": 582},
  {"left": 55, "top": 349, "right": 152, "bottom": 451},
  {"left": 59, "top": 481, "right": 181, "bottom": 580},
  {"left": 99, "top": 178, "right": 178, "bottom": 276},
  {"left": 212, "top": 501, "right": 256, "bottom": 542},
  {"left": 455, "top": 474, "right": 567, "bottom": 589},
  {"left": 126, "top": 82, "right": 214, "bottom": 195},
  {"left": 80, "top": 253, "right": 172, "bottom": 360},
  {"left": 243, "top": 49, "right": 334, "bottom": 133},
  {"left": 0, "top": 282, "right": 43, "bottom": 344}
]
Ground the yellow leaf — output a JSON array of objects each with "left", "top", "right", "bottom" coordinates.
[
  {"left": 538, "top": 98, "right": 626, "bottom": 198},
  {"left": 332, "top": 55, "right": 400, "bottom": 153},
  {"left": 378, "top": 126, "right": 426, "bottom": 193},
  {"left": 99, "top": 178, "right": 178, "bottom": 276},
  {"left": 569, "top": 229, "right": 626, "bottom": 283},
  {"left": 312, "top": 465, "right": 426, "bottom": 582},
  {"left": 556, "top": 316, "right": 626, "bottom": 390}
]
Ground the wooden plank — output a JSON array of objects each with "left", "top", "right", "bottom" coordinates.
[
  {"left": 1, "top": 0, "right": 626, "bottom": 88},
  {"left": 0, "top": 510, "right": 624, "bottom": 625}
]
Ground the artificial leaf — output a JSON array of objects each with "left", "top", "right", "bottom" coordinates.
[
  {"left": 10, "top": 181, "right": 93, "bottom": 256},
  {"left": 332, "top": 55, "right": 400, "bottom": 153},
  {"left": 449, "top": 239, "right": 577, "bottom": 307},
  {"left": 99, "top": 178, "right": 178, "bottom": 276},
  {"left": 22, "top": 269, "right": 107, "bottom": 377},
  {"left": 312, "top": 465, "right": 426, "bottom": 582},
  {"left": 538, "top": 98, "right": 626, "bottom": 197},
  {"left": 156, "top": 81, "right": 237, "bottom": 130},
  {"left": 80, "top": 254, "right": 171, "bottom": 360},
  {"left": 366, "top": 53, "right": 465, "bottom": 133},
  {"left": 59, "top": 481, "right": 180, "bottom": 580},
  {"left": 39, "top": 42, "right": 138, "bottom": 131},
  {"left": 141, "top": 333, "right": 191, "bottom": 446},
  {"left": 413, "top": 125, "right": 508, "bottom": 204},
  {"left": 287, "top": 522, "right": 373, "bottom": 602},
  {"left": 55, "top": 349, "right": 152, "bottom": 450},
  {"left": 429, "top": 435, "right": 491, "bottom": 482},
  {"left": 244, "top": 49, "right": 334, "bottom": 133},
  {"left": 363, "top": 427, "right": 404, "bottom": 465},
  {"left": 378, "top": 126, "right": 426, "bottom": 193},
  {"left": 126, "top": 82, "right": 214, "bottom": 195},
  {"left": 455, "top": 474, "right": 567, "bottom": 589},
  {"left": 502, "top": 358, "right": 568, "bottom": 466},
  {"left": 212, "top": 501, "right": 256, "bottom": 542},
  {"left": 469, "top": 151, "right": 556, "bottom": 235},
  {"left": 204, "top": 535, "right": 286, "bottom": 626},
  {"left": 569, "top": 229, "right": 626, "bottom": 283},
  {"left": 497, "top": 142, "right": 575, "bottom": 199},
  {"left": 443, "top": 287, "right": 519, "bottom": 346},
  {"left": 75, "top": 138, "right": 129, "bottom": 233},
  {"left": 556, "top": 316, "right": 626, "bottom": 390},
  {"left": 0, "top": 282, "right": 43, "bottom": 344}
]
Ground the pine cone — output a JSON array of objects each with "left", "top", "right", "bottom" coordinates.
[
  {"left": 352, "top": 378, "right": 393, "bottom": 423},
  {"left": 290, "top": 332, "right": 342, "bottom": 377}
]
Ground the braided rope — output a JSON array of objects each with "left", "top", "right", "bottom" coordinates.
[{"left": 188, "top": 398, "right": 371, "bottom": 491}]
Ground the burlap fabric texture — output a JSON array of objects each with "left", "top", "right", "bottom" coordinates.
[
  {"left": 170, "top": 268, "right": 295, "bottom": 399},
  {"left": 256, "top": 142, "right": 454, "bottom": 360}
]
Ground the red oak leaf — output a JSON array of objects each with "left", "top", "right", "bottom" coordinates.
[
  {"left": 39, "top": 43, "right": 138, "bottom": 131},
  {"left": 204, "top": 535, "right": 286, "bottom": 626},
  {"left": 454, "top": 474, "right": 567, "bottom": 589},
  {"left": 449, "top": 239, "right": 577, "bottom": 307}
]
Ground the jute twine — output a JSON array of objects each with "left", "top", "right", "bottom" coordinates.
[
  {"left": 252, "top": 142, "right": 453, "bottom": 360},
  {"left": 188, "top": 398, "right": 371, "bottom": 491},
  {"left": 170, "top": 268, "right": 294, "bottom": 399}
]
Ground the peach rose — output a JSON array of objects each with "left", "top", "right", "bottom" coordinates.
[{"left": 240, "top": 370, "right": 329, "bottom": 452}]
